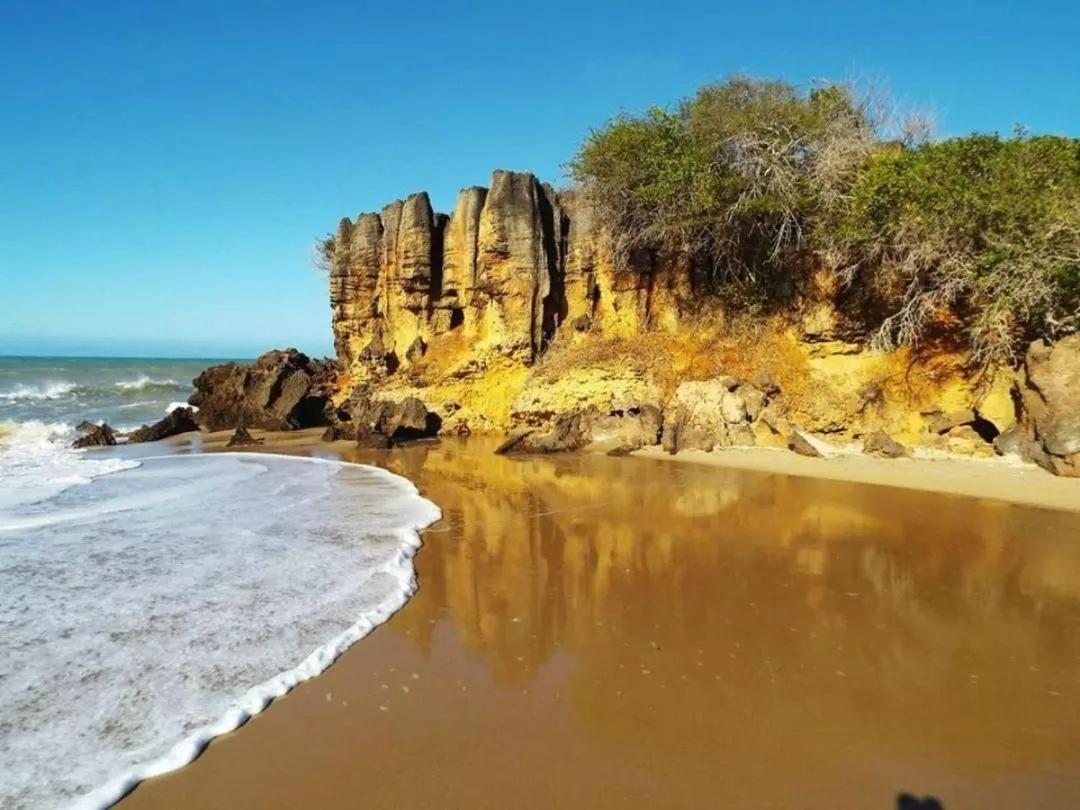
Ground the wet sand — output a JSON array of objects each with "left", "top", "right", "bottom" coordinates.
[
  {"left": 122, "top": 434, "right": 1080, "bottom": 809},
  {"left": 636, "top": 444, "right": 1080, "bottom": 514}
]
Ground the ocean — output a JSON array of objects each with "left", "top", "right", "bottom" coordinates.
[{"left": 0, "top": 358, "right": 440, "bottom": 809}]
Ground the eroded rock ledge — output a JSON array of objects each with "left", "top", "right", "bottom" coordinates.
[
  {"left": 91, "top": 172, "right": 1075, "bottom": 477},
  {"left": 315, "top": 168, "right": 1080, "bottom": 476},
  {"left": 328, "top": 170, "right": 697, "bottom": 379}
]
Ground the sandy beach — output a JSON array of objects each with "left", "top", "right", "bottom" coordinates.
[
  {"left": 115, "top": 433, "right": 1080, "bottom": 809},
  {"left": 635, "top": 445, "right": 1080, "bottom": 514}
]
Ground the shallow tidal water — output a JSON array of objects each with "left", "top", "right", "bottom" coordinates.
[
  {"left": 0, "top": 451, "right": 438, "bottom": 810},
  {"left": 123, "top": 437, "right": 1080, "bottom": 810}
]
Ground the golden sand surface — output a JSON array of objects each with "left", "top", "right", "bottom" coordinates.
[
  {"left": 123, "top": 434, "right": 1080, "bottom": 809},
  {"left": 635, "top": 444, "right": 1080, "bottom": 514}
]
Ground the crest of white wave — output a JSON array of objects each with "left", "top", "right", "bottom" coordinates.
[
  {"left": 0, "top": 452, "right": 440, "bottom": 810},
  {"left": 0, "top": 381, "right": 78, "bottom": 401},
  {"left": 0, "top": 420, "right": 139, "bottom": 511},
  {"left": 113, "top": 376, "right": 184, "bottom": 391}
]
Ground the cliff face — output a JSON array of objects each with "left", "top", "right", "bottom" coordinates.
[
  {"left": 325, "top": 169, "right": 1080, "bottom": 468},
  {"left": 329, "top": 170, "right": 705, "bottom": 381}
]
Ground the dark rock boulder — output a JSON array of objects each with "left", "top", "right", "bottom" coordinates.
[
  {"left": 993, "top": 425, "right": 1042, "bottom": 460},
  {"left": 661, "top": 374, "right": 782, "bottom": 454},
  {"left": 226, "top": 425, "right": 264, "bottom": 447},
  {"left": 586, "top": 405, "right": 662, "bottom": 455},
  {"left": 321, "top": 422, "right": 355, "bottom": 442},
  {"left": 127, "top": 407, "right": 199, "bottom": 443},
  {"left": 498, "top": 401, "right": 663, "bottom": 457},
  {"left": 336, "top": 393, "right": 440, "bottom": 446},
  {"left": 370, "top": 397, "right": 441, "bottom": 443},
  {"left": 189, "top": 349, "right": 337, "bottom": 432},
  {"left": 787, "top": 431, "right": 823, "bottom": 458},
  {"left": 72, "top": 421, "right": 117, "bottom": 449},
  {"left": 926, "top": 409, "right": 977, "bottom": 435},
  {"left": 356, "top": 423, "right": 393, "bottom": 449},
  {"left": 1014, "top": 335, "right": 1080, "bottom": 476},
  {"left": 496, "top": 411, "right": 594, "bottom": 455},
  {"left": 863, "top": 430, "right": 908, "bottom": 459}
]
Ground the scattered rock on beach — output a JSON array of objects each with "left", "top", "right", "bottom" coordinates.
[
  {"left": 787, "top": 431, "right": 823, "bottom": 458},
  {"left": 321, "top": 422, "right": 354, "bottom": 442},
  {"left": 926, "top": 409, "right": 978, "bottom": 435},
  {"left": 72, "top": 421, "right": 117, "bottom": 449},
  {"left": 585, "top": 405, "right": 662, "bottom": 455},
  {"left": 497, "top": 403, "right": 661, "bottom": 456},
  {"left": 354, "top": 422, "right": 392, "bottom": 449},
  {"left": 226, "top": 425, "right": 264, "bottom": 447},
  {"left": 496, "top": 411, "right": 592, "bottom": 455},
  {"left": 127, "top": 407, "right": 199, "bottom": 443},
  {"left": 661, "top": 375, "right": 779, "bottom": 454},
  {"left": 863, "top": 430, "right": 908, "bottom": 459},
  {"left": 336, "top": 394, "right": 440, "bottom": 447},
  {"left": 993, "top": 425, "right": 1036, "bottom": 459}
]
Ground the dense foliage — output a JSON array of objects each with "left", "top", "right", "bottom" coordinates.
[
  {"left": 570, "top": 76, "right": 1080, "bottom": 362},
  {"left": 825, "top": 134, "right": 1080, "bottom": 362},
  {"left": 569, "top": 77, "right": 879, "bottom": 290}
]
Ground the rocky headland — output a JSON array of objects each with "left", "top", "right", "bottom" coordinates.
[
  {"left": 133, "top": 167, "right": 1078, "bottom": 477},
  {"left": 303, "top": 168, "right": 1077, "bottom": 476}
]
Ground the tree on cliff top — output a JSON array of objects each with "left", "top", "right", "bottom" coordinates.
[
  {"left": 824, "top": 132, "right": 1080, "bottom": 364},
  {"left": 568, "top": 76, "right": 886, "bottom": 294},
  {"left": 571, "top": 76, "right": 1080, "bottom": 363}
]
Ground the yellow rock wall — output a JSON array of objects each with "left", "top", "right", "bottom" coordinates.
[{"left": 328, "top": 170, "right": 1017, "bottom": 447}]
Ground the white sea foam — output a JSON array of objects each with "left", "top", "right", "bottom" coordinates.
[
  {"left": 114, "top": 375, "right": 183, "bottom": 391},
  {"left": 164, "top": 401, "right": 197, "bottom": 414},
  {"left": 0, "top": 420, "right": 139, "bottom": 511},
  {"left": 0, "top": 381, "right": 78, "bottom": 401},
  {"left": 0, "top": 452, "right": 440, "bottom": 810}
]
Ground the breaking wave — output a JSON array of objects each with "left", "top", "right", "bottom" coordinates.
[
  {"left": 113, "top": 375, "right": 185, "bottom": 392},
  {"left": 0, "top": 381, "right": 79, "bottom": 401}
]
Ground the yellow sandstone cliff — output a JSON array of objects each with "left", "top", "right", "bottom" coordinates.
[{"left": 326, "top": 169, "right": 1021, "bottom": 458}]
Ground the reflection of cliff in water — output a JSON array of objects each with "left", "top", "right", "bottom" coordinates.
[{"left": 358, "top": 440, "right": 1080, "bottom": 781}]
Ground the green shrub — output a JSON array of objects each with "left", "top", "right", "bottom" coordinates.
[
  {"left": 569, "top": 76, "right": 877, "bottom": 293},
  {"left": 571, "top": 76, "right": 1080, "bottom": 362},
  {"left": 827, "top": 133, "right": 1080, "bottom": 363}
]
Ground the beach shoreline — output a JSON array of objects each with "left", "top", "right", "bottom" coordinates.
[
  {"left": 118, "top": 433, "right": 1080, "bottom": 810},
  {"left": 174, "top": 427, "right": 1080, "bottom": 514},
  {"left": 634, "top": 443, "right": 1080, "bottom": 514}
]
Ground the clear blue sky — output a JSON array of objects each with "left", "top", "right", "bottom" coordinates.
[{"left": 1, "top": 0, "right": 1077, "bottom": 358}]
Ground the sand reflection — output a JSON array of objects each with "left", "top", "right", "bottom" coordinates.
[{"left": 369, "top": 440, "right": 1080, "bottom": 801}]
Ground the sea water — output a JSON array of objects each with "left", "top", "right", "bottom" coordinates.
[{"left": 0, "top": 359, "right": 440, "bottom": 809}]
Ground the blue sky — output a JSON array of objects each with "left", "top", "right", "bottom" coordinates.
[{"left": 1, "top": 0, "right": 1077, "bottom": 358}]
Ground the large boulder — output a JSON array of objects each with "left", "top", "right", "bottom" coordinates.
[
  {"left": 661, "top": 376, "right": 777, "bottom": 454},
  {"left": 127, "top": 407, "right": 199, "bottom": 443},
  {"left": 1015, "top": 335, "right": 1080, "bottom": 476},
  {"left": 862, "top": 430, "right": 908, "bottom": 459},
  {"left": 72, "top": 421, "right": 117, "bottom": 449},
  {"left": 496, "top": 411, "right": 594, "bottom": 455},
  {"left": 334, "top": 394, "right": 441, "bottom": 446},
  {"left": 189, "top": 349, "right": 337, "bottom": 432},
  {"left": 372, "top": 397, "right": 442, "bottom": 442},
  {"left": 497, "top": 404, "right": 661, "bottom": 456},
  {"left": 585, "top": 405, "right": 662, "bottom": 455}
]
